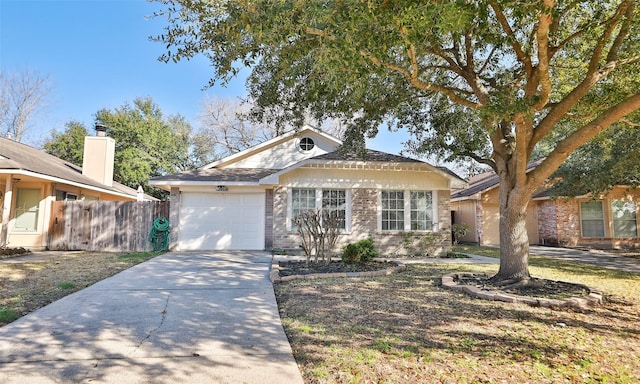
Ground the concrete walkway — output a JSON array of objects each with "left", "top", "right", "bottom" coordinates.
[{"left": 0, "top": 251, "right": 304, "bottom": 384}]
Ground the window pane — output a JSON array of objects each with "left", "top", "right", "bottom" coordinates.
[
  {"left": 322, "top": 189, "right": 346, "bottom": 229},
  {"left": 410, "top": 191, "right": 432, "bottom": 231},
  {"left": 381, "top": 190, "right": 404, "bottom": 231},
  {"left": 612, "top": 201, "right": 637, "bottom": 238},
  {"left": 15, "top": 188, "right": 40, "bottom": 231},
  {"left": 581, "top": 201, "right": 604, "bottom": 237},
  {"left": 292, "top": 188, "right": 316, "bottom": 225}
]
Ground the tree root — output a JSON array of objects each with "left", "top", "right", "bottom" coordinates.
[{"left": 489, "top": 276, "right": 547, "bottom": 290}]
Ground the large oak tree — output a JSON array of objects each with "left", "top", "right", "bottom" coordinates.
[{"left": 152, "top": 0, "right": 640, "bottom": 284}]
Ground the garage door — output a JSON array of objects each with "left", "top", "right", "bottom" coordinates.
[{"left": 178, "top": 192, "right": 265, "bottom": 250}]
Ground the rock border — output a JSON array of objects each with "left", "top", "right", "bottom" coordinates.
[
  {"left": 270, "top": 259, "right": 406, "bottom": 283},
  {"left": 441, "top": 273, "right": 603, "bottom": 309}
]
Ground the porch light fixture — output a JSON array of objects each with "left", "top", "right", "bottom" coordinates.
[{"left": 216, "top": 185, "right": 228, "bottom": 192}]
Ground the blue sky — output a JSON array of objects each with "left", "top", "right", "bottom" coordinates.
[{"left": 1, "top": 0, "right": 406, "bottom": 154}]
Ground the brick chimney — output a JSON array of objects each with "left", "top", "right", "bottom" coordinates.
[{"left": 82, "top": 123, "right": 115, "bottom": 187}]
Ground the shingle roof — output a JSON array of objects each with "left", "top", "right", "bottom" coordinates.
[
  {"left": 0, "top": 137, "right": 140, "bottom": 198},
  {"left": 312, "top": 149, "right": 423, "bottom": 163},
  {"left": 150, "top": 168, "right": 279, "bottom": 183},
  {"left": 451, "top": 159, "right": 543, "bottom": 200},
  {"left": 451, "top": 171, "right": 499, "bottom": 199}
]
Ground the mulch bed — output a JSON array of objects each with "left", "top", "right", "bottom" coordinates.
[
  {"left": 278, "top": 260, "right": 394, "bottom": 277},
  {"left": 455, "top": 273, "right": 590, "bottom": 299},
  {"left": 0, "top": 247, "right": 31, "bottom": 259}
]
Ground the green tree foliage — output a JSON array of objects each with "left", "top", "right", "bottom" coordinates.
[
  {"left": 95, "top": 97, "right": 193, "bottom": 198},
  {"left": 550, "top": 123, "right": 640, "bottom": 197},
  {"left": 44, "top": 97, "right": 194, "bottom": 199},
  {"left": 152, "top": 0, "right": 640, "bottom": 283},
  {"left": 43, "top": 121, "right": 88, "bottom": 166}
]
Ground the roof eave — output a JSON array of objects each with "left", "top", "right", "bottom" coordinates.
[{"left": 0, "top": 169, "right": 137, "bottom": 200}]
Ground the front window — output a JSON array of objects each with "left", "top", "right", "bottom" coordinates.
[
  {"left": 381, "top": 190, "right": 404, "bottom": 231},
  {"left": 580, "top": 201, "right": 605, "bottom": 237},
  {"left": 291, "top": 188, "right": 316, "bottom": 224},
  {"left": 612, "top": 201, "right": 637, "bottom": 238},
  {"left": 14, "top": 188, "right": 40, "bottom": 231},
  {"left": 322, "top": 189, "right": 346, "bottom": 229},
  {"left": 410, "top": 191, "right": 433, "bottom": 230},
  {"left": 290, "top": 188, "right": 349, "bottom": 230}
]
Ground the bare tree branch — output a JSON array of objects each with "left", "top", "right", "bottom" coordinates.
[{"left": 0, "top": 69, "right": 51, "bottom": 142}]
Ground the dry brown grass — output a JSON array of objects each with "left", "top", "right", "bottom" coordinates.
[
  {"left": 275, "top": 262, "right": 640, "bottom": 384},
  {"left": 0, "top": 252, "right": 159, "bottom": 326}
]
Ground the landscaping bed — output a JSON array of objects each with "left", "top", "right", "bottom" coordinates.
[{"left": 277, "top": 260, "right": 395, "bottom": 277}]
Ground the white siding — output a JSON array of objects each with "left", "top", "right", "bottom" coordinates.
[{"left": 225, "top": 133, "right": 338, "bottom": 169}]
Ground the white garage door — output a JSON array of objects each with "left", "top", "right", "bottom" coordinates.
[{"left": 178, "top": 192, "right": 265, "bottom": 250}]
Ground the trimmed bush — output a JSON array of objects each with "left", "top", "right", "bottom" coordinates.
[{"left": 342, "top": 238, "right": 378, "bottom": 264}]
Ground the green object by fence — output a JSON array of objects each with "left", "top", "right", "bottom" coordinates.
[{"left": 148, "top": 217, "right": 170, "bottom": 251}]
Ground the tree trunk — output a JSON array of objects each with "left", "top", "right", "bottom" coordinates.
[{"left": 491, "top": 170, "right": 534, "bottom": 284}]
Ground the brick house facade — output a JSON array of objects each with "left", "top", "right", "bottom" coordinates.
[
  {"left": 151, "top": 126, "right": 466, "bottom": 254},
  {"left": 535, "top": 187, "right": 640, "bottom": 249},
  {"left": 452, "top": 167, "right": 640, "bottom": 250}
]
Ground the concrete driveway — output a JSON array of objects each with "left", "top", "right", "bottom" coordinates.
[{"left": 0, "top": 251, "right": 304, "bottom": 384}]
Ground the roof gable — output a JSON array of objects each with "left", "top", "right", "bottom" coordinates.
[{"left": 200, "top": 126, "right": 342, "bottom": 170}]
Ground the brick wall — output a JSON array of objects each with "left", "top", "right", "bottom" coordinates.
[
  {"left": 271, "top": 187, "right": 452, "bottom": 257},
  {"left": 554, "top": 199, "right": 582, "bottom": 247},
  {"left": 537, "top": 200, "right": 558, "bottom": 245},
  {"left": 264, "top": 189, "right": 274, "bottom": 249},
  {"left": 536, "top": 187, "right": 640, "bottom": 249}
]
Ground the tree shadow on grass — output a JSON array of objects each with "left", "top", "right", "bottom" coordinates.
[{"left": 275, "top": 264, "right": 640, "bottom": 381}]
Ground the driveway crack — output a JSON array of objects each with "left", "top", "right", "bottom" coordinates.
[{"left": 131, "top": 291, "right": 171, "bottom": 355}]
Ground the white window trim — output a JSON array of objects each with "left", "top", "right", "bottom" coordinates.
[
  {"left": 287, "top": 188, "right": 352, "bottom": 232},
  {"left": 378, "top": 189, "right": 439, "bottom": 232},
  {"left": 611, "top": 200, "right": 638, "bottom": 239},
  {"left": 579, "top": 200, "right": 606, "bottom": 238}
]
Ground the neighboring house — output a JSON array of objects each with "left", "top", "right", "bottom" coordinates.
[
  {"left": 451, "top": 166, "right": 640, "bottom": 249},
  {"left": 150, "top": 126, "right": 467, "bottom": 255},
  {"left": 0, "top": 127, "right": 153, "bottom": 249}
]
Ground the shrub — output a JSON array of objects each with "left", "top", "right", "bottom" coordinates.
[
  {"left": 342, "top": 238, "right": 378, "bottom": 264},
  {"left": 451, "top": 223, "right": 471, "bottom": 245}
]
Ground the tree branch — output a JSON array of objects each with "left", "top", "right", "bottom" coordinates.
[
  {"left": 489, "top": 1, "right": 532, "bottom": 77},
  {"left": 528, "top": 93, "right": 640, "bottom": 187},
  {"left": 532, "top": 1, "right": 554, "bottom": 111},
  {"left": 532, "top": 1, "right": 633, "bottom": 145},
  {"left": 606, "top": 0, "right": 634, "bottom": 63},
  {"left": 360, "top": 51, "right": 482, "bottom": 109}
]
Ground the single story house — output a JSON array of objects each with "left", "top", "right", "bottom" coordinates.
[
  {"left": 0, "top": 127, "right": 153, "bottom": 249},
  {"left": 150, "top": 126, "right": 467, "bottom": 255},
  {"left": 451, "top": 167, "right": 639, "bottom": 249}
]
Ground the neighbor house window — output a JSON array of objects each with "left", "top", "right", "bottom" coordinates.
[
  {"left": 410, "top": 191, "right": 433, "bottom": 230},
  {"left": 14, "top": 188, "right": 40, "bottom": 231},
  {"left": 612, "top": 201, "right": 637, "bottom": 238},
  {"left": 322, "top": 189, "right": 346, "bottom": 229},
  {"left": 580, "top": 201, "right": 605, "bottom": 237},
  {"left": 381, "top": 190, "right": 405, "bottom": 231},
  {"left": 289, "top": 188, "right": 349, "bottom": 230}
]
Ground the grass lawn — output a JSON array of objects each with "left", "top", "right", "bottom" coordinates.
[
  {"left": 0, "top": 251, "right": 160, "bottom": 326},
  {"left": 274, "top": 256, "right": 640, "bottom": 383}
]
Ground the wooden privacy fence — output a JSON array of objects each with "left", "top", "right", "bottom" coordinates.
[{"left": 49, "top": 201, "right": 170, "bottom": 252}]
